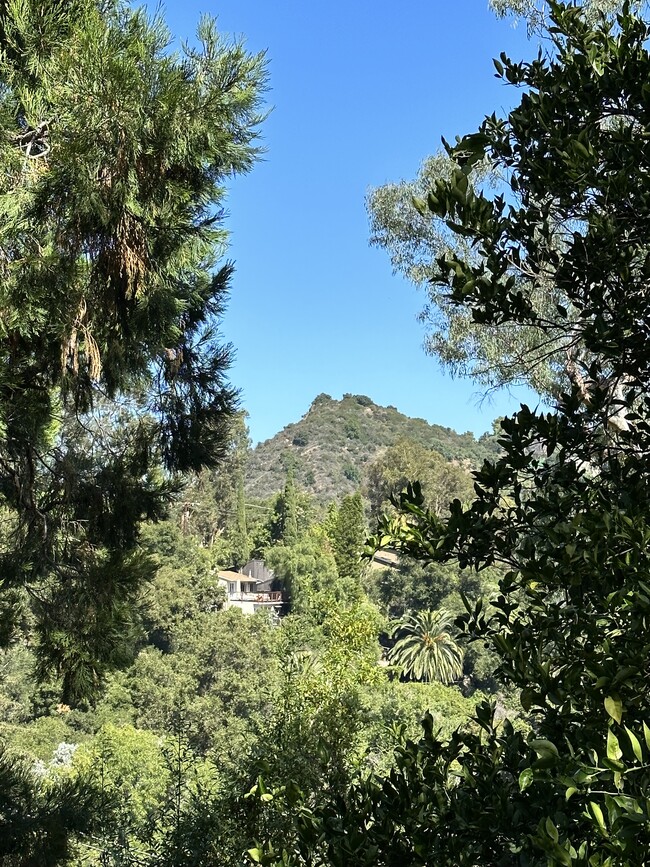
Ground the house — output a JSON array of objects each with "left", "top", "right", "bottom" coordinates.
[{"left": 217, "top": 559, "right": 286, "bottom": 615}]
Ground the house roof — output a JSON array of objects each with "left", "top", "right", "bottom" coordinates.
[
  {"left": 218, "top": 570, "right": 247, "bottom": 582},
  {"left": 240, "top": 559, "right": 275, "bottom": 583},
  {"left": 218, "top": 560, "right": 278, "bottom": 587}
]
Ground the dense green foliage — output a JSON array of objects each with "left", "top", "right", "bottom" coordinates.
[
  {"left": 0, "top": 399, "right": 499, "bottom": 864},
  {"left": 250, "top": 4, "right": 650, "bottom": 864},
  {"left": 10, "top": 1, "right": 642, "bottom": 864},
  {"left": 330, "top": 493, "right": 366, "bottom": 588},
  {"left": 366, "top": 437, "right": 474, "bottom": 520},
  {"left": 0, "top": 0, "right": 267, "bottom": 703},
  {"left": 0, "top": 358, "right": 497, "bottom": 863},
  {"left": 0, "top": 537, "right": 491, "bottom": 864}
]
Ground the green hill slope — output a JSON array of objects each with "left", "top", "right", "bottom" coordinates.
[{"left": 244, "top": 393, "right": 500, "bottom": 503}]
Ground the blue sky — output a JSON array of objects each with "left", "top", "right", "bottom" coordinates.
[{"left": 151, "top": 1, "right": 538, "bottom": 445}]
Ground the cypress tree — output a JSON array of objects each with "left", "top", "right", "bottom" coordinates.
[
  {"left": 332, "top": 493, "right": 366, "bottom": 585},
  {"left": 281, "top": 469, "right": 299, "bottom": 547}
]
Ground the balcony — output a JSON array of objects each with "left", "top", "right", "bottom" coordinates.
[{"left": 227, "top": 591, "right": 284, "bottom": 604}]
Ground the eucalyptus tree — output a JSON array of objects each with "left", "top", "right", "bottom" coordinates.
[
  {"left": 0, "top": 0, "right": 267, "bottom": 703},
  {"left": 489, "top": 0, "right": 645, "bottom": 32},
  {"left": 368, "top": 151, "right": 572, "bottom": 399},
  {"left": 367, "top": 0, "right": 647, "bottom": 402}
]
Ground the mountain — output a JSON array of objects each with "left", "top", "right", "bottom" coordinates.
[{"left": 244, "top": 393, "right": 500, "bottom": 503}]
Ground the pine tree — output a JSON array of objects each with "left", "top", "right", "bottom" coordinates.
[{"left": 0, "top": 0, "right": 267, "bottom": 702}]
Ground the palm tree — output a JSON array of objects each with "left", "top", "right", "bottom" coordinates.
[{"left": 387, "top": 609, "right": 463, "bottom": 684}]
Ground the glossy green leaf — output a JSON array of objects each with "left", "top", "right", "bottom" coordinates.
[
  {"left": 643, "top": 722, "right": 650, "bottom": 753},
  {"left": 519, "top": 767, "right": 534, "bottom": 791},
  {"left": 545, "top": 816, "right": 559, "bottom": 843},
  {"left": 607, "top": 729, "right": 622, "bottom": 762},
  {"left": 604, "top": 695, "right": 623, "bottom": 724},
  {"left": 625, "top": 726, "right": 643, "bottom": 763},
  {"left": 589, "top": 801, "right": 608, "bottom": 836}
]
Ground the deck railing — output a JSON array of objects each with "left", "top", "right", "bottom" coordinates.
[{"left": 228, "top": 591, "right": 284, "bottom": 603}]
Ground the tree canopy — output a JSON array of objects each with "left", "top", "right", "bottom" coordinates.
[
  {"left": 489, "top": 0, "right": 645, "bottom": 32},
  {"left": 367, "top": 0, "right": 648, "bottom": 401},
  {"left": 366, "top": 438, "right": 474, "bottom": 520},
  {"left": 0, "top": 0, "right": 267, "bottom": 701}
]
